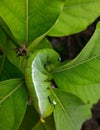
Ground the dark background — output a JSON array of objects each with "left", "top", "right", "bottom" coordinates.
[{"left": 48, "top": 16, "right": 100, "bottom": 62}]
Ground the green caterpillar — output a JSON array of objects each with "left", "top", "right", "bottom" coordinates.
[{"left": 25, "top": 49, "right": 60, "bottom": 120}]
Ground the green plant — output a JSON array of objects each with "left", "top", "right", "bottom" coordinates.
[{"left": 0, "top": 1, "right": 100, "bottom": 130}]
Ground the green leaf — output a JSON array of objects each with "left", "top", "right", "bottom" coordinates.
[
  {"left": 0, "top": 17, "right": 20, "bottom": 47},
  {"left": 0, "top": 0, "right": 64, "bottom": 42},
  {"left": 0, "top": 26, "right": 7, "bottom": 51},
  {"left": 28, "top": 37, "right": 52, "bottom": 53},
  {"left": 5, "top": 40, "right": 27, "bottom": 73},
  {"left": 53, "top": 89, "right": 90, "bottom": 130},
  {"left": 0, "top": 78, "right": 28, "bottom": 130},
  {"left": 19, "top": 105, "right": 39, "bottom": 130},
  {"left": 0, "top": 26, "right": 25, "bottom": 73},
  {"left": 53, "top": 22, "right": 100, "bottom": 104},
  {"left": 32, "top": 121, "right": 46, "bottom": 130},
  {"left": 25, "top": 49, "right": 60, "bottom": 118},
  {"left": 32, "top": 115, "right": 56, "bottom": 130},
  {"left": 48, "top": 0, "right": 100, "bottom": 36},
  {"left": 0, "top": 57, "right": 23, "bottom": 81}
]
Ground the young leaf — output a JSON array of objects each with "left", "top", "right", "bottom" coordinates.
[
  {"left": 53, "top": 89, "right": 90, "bottom": 130},
  {"left": 48, "top": 0, "right": 100, "bottom": 36},
  {"left": 28, "top": 37, "right": 52, "bottom": 53},
  {"left": 0, "top": 0, "right": 64, "bottom": 42},
  {"left": 25, "top": 49, "right": 60, "bottom": 119},
  {"left": 53, "top": 22, "right": 100, "bottom": 104},
  {"left": 0, "top": 78, "right": 28, "bottom": 130}
]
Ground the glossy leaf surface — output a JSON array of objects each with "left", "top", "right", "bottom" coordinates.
[
  {"left": 53, "top": 89, "right": 90, "bottom": 130},
  {"left": 0, "top": 0, "right": 63, "bottom": 42},
  {"left": 0, "top": 78, "right": 28, "bottom": 130},
  {"left": 48, "top": 0, "right": 100, "bottom": 36},
  {"left": 53, "top": 22, "right": 100, "bottom": 104}
]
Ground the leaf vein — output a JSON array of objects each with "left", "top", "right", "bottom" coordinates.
[{"left": 0, "top": 82, "right": 23, "bottom": 104}]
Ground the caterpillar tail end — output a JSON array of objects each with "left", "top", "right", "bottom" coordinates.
[{"left": 40, "top": 118, "right": 45, "bottom": 123}]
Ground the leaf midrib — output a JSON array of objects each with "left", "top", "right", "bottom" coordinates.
[
  {"left": 0, "top": 82, "right": 23, "bottom": 104},
  {"left": 50, "top": 88, "right": 75, "bottom": 129},
  {"left": 53, "top": 53, "right": 100, "bottom": 73}
]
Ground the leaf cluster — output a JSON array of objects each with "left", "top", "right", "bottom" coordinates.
[{"left": 0, "top": 1, "right": 100, "bottom": 130}]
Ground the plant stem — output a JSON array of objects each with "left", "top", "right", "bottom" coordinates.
[{"left": 28, "top": 35, "right": 45, "bottom": 52}]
